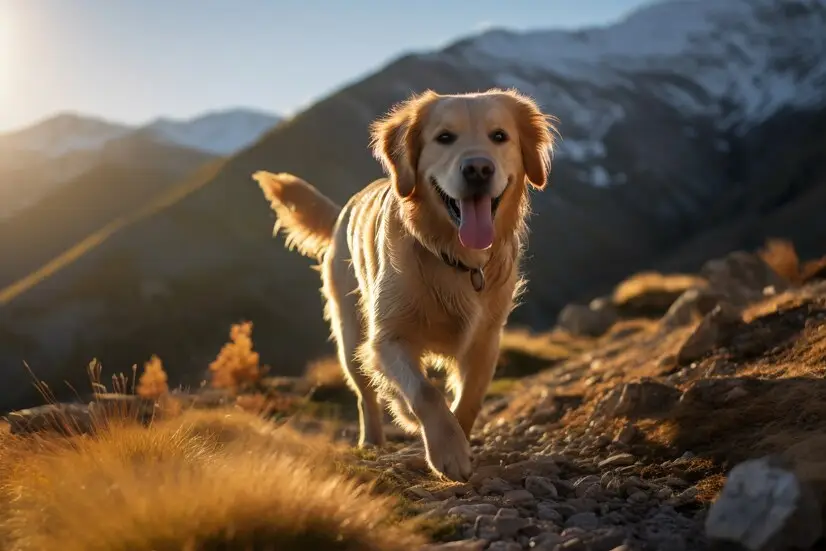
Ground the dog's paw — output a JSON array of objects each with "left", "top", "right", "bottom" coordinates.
[{"left": 422, "top": 417, "right": 473, "bottom": 482}]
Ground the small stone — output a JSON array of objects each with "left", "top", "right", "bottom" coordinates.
[
  {"left": 557, "top": 537, "right": 587, "bottom": 551},
  {"left": 723, "top": 385, "right": 749, "bottom": 402},
  {"left": 504, "top": 489, "right": 535, "bottom": 505},
  {"left": 598, "top": 453, "right": 636, "bottom": 468},
  {"left": 627, "top": 490, "right": 648, "bottom": 504},
  {"left": 480, "top": 477, "right": 512, "bottom": 496},
  {"left": 529, "top": 532, "right": 563, "bottom": 550},
  {"left": 668, "top": 487, "right": 699, "bottom": 506},
  {"left": 536, "top": 502, "right": 564, "bottom": 523},
  {"left": 565, "top": 512, "right": 599, "bottom": 531},
  {"left": 615, "top": 423, "right": 639, "bottom": 445},
  {"left": 486, "top": 542, "right": 521, "bottom": 551},
  {"left": 655, "top": 487, "right": 674, "bottom": 500},
  {"left": 494, "top": 509, "right": 529, "bottom": 538},
  {"left": 421, "top": 540, "right": 487, "bottom": 550},
  {"left": 525, "top": 476, "right": 558, "bottom": 498},
  {"left": 404, "top": 485, "right": 433, "bottom": 500},
  {"left": 447, "top": 503, "right": 498, "bottom": 520},
  {"left": 472, "top": 514, "right": 498, "bottom": 540}
]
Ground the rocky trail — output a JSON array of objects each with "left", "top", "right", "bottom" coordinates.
[{"left": 6, "top": 242, "right": 826, "bottom": 551}]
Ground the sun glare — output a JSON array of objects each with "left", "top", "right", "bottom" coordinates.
[{"left": 0, "top": 17, "right": 8, "bottom": 102}]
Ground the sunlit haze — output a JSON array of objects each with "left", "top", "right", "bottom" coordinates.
[{"left": 0, "top": 0, "right": 653, "bottom": 132}]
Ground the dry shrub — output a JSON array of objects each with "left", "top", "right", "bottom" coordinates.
[
  {"left": 136, "top": 354, "right": 169, "bottom": 399},
  {"left": 757, "top": 238, "right": 826, "bottom": 286},
  {"left": 0, "top": 409, "right": 425, "bottom": 551},
  {"left": 209, "top": 321, "right": 264, "bottom": 392},
  {"left": 612, "top": 271, "right": 706, "bottom": 307},
  {"left": 759, "top": 238, "right": 801, "bottom": 284},
  {"left": 305, "top": 356, "right": 346, "bottom": 388}
]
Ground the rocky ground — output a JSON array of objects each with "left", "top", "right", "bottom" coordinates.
[{"left": 6, "top": 241, "right": 826, "bottom": 551}]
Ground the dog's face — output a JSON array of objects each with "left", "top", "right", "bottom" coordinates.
[{"left": 371, "top": 89, "right": 555, "bottom": 251}]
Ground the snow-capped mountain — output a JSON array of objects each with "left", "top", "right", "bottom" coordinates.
[
  {"left": 0, "top": 108, "right": 281, "bottom": 158},
  {"left": 437, "top": 0, "right": 826, "bottom": 184},
  {"left": 144, "top": 109, "right": 281, "bottom": 155},
  {"left": 2, "top": 0, "right": 826, "bottom": 412}
]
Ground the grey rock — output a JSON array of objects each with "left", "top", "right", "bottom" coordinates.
[
  {"left": 486, "top": 542, "right": 521, "bottom": 551},
  {"left": 447, "top": 503, "right": 499, "bottom": 520},
  {"left": 525, "top": 476, "right": 559, "bottom": 498},
  {"left": 598, "top": 453, "right": 636, "bottom": 468},
  {"left": 661, "top": 287, "right": 721, "bottom": 328},
  {"left": 504, "top": 489, "right": 535, "bottom": 505},
  {"left": 480, "top": 477, "right": 513, "bottom": 496},
  {"left": 537, "top": 502, "right": 565, "bottom": 523},
  {"left": 495, "top": 509, "right": 529, "bottom": 538},
  {"left": 700, "top": 251, "right": 789, "bottom": 307},
  {"left": 557, "top": 297, "right": 618, "bottom": 337},
  {"left": 705, "top": 456, "right": 823, "bottom": 550},
  {"left": 565, "top": 512, "right": 599, "bottom": 531},
  {"left": 676, "top": 303, "right": 743, "bottom": 365},
  {"left": 6, "top": 403, "right": 94, "bottom": 435}
]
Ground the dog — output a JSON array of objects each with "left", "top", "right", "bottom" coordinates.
[{"left": 254, "top": 88, "right": 556, "bottom": 481}]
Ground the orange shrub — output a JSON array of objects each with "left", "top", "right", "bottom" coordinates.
[
  {"left": 209, "top": 321, "right": 263, "bottom": 392},
  {"left": 137, "top": 355, "right": 169, "bottom": 399}
]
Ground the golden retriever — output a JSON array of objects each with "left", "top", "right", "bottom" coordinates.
[{"left": 254, "top": 89, "right": 556, "bottom": 481}]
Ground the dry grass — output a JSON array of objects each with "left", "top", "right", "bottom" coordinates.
[
  {"left": 305, "top": 356, "right": 347, "bottom": 388},
  {"left": 209, "top": 321, "right": 266, "bottom": 392},
  {"left": 612, "top": 271, "right": 707, "bottom": 307},
  {"left": 0, "top": 409, "right": 425, "bottom": 551}
]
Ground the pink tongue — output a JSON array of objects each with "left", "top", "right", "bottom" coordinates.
[{"left": 458, "top": 196, "right": 494, "bottom": 250}]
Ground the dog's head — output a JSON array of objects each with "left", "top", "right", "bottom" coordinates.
[{"left": 370, "top": 89, "right": 556, "bottom": 251}]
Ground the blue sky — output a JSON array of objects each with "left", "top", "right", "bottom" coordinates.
[{"left": 0, "top": 0, "right": 653, "bottom": 132}]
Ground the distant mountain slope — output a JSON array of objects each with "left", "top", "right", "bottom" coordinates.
[
  {"left": 0, "top": 135, "right": 216, "bottom": 289},
  {"left": 1, "top": 0, "right": 824, "bottom": 412},
  {"left": 0, "top": 109, "right": 280, "bottom": 218},
  {"left": 0, "top": 114, "right": 132, "bottom": 157},
  {"left": 143, "top": 109, "right": 281, "bottom": 155}
]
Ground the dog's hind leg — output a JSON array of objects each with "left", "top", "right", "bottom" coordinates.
[{"left": 322, "top": 235, "right": 385, "bottom": 448}]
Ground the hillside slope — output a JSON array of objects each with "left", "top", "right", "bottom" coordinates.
[
  {"left": 0, "top": 136, "right": 216, "bottom": 288},
  {"left": 1, "top": 0, "right": 825, "bottom": 411}
]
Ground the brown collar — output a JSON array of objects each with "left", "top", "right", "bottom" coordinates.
[{"left": 439, "top": 251, "right": 486, "bottom": 292}]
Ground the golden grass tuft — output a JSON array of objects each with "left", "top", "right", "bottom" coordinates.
[
  {"left": 612, "top": 271, "right": 707, "bottom": 307},
  {"left": 0, "top": 409, "right": 425, "bottom": 551},
  {"left": 209, "top": 321, "right": 265, "bottom": 392},
  {"left": 305, "top": 356, "right": 347, "bottom": 388},
  {"left": 136, "top": 354, "right": 169, "bottom": 399}
]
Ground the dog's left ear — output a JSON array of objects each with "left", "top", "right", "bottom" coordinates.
[
  {"left": 370, "top": 91, "right": 437, "bottom": 198},
  {"left": 504, "top": 91, "right": 557, "bottom": 190}
]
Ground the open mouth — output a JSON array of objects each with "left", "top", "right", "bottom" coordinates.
[{"left": 429, "top": 177, "right": 502, "bottom": 227}]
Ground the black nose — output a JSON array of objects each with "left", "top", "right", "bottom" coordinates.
[{"left": 460, "top": 157, "right": 495, "bottom": 186}]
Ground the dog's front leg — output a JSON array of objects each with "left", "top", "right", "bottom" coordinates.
[
  {"left": 371, "top": 338, "right": 472, "bottom": 481},
  {"left": 451, "top": 326, "right": 501, "bottom": 439}
]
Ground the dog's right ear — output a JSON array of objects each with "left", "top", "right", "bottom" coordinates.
[{"left": 370, "top": 91, "right": 437, "bottom": 198}]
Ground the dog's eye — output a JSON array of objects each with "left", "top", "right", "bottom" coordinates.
[
  {"left": 435, "top": 131, "right": 457, "bottom": 145},
  {"left": 490, "top": 129, "right": 509, "bottom": 143}
]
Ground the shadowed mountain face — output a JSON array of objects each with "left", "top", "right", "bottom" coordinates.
[{"left": 1, "top": 0, "right": 825, "bottom": 411}]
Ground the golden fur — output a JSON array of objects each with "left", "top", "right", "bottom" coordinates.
[{"left": 254, "top": 88, "right": 556, "bottom": 480}]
